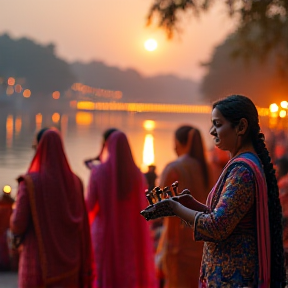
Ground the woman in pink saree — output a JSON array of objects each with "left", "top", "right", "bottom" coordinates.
[
  {"left": 143, "top": 95, "right": 286, "bottom": 287},
  {"left": 86, "top": 129, "right": 157, "bottom": 288},
  {"left": 10, "top": 127, "right": 94, "bottom": 288}
]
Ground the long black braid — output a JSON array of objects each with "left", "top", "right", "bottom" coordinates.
[{"left": 213, "top": 95, "right": 286, "bottom": 287}]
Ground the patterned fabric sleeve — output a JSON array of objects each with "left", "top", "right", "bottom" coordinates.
[{"left": 194, "top": 165, "right": 255, "bottom": 242}]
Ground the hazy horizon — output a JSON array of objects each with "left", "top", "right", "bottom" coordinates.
[{"left": 1, "top": 1, "right": 237, "bottom": 82}]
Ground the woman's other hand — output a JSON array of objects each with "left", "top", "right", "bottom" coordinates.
[{"left": 172, "top": 190, "right": 208, "bottom": 212}]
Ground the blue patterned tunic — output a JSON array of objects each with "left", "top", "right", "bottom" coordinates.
[{"left": 194, "top": 153, "right": 262, "bottom": 288}]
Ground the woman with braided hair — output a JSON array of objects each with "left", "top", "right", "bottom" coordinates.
[{"left": 145, "top": 95, "right": 286, "bottom": 287}]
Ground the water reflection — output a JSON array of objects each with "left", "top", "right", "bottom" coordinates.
[
  {"left": 76, "top": 112, "right": 93, "bottom": 126},
  {"left": 52, "top": 113, "right": 60, "bottom": 123},
  {"left": 0, "top": 108, "right": 213, "bottom": 197},
  {"left": 6, "top": 115, "right": 13, "bottom": 148},
  {"left": 15, "top": 116, "right": 22, "bottom": 136},
  {"left": 35, "top": 113, "right": 42, "bottom": 131},
  {"left": 142, "top": 134, "right": 154, "bottom": 170}
]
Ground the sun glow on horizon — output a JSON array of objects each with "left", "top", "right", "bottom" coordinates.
[{"left": 144, "top": 39, "right": 158, "bottom": 51}]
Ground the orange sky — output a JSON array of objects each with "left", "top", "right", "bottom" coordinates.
[{"left": 1, "top": 0, "right": 237, "bottom": 82}]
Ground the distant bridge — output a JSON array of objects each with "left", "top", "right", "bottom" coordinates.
[{"left": 73, "top": 101, "right": 270, "bottom": 116}]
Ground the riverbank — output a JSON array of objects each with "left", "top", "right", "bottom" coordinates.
[{"left": 0, "top": 271, "right": 18, "bottom": 287}]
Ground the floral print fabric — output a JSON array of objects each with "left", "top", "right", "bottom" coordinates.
[{"left": 195, "top": 161, "right": 258, "bottom": 287}]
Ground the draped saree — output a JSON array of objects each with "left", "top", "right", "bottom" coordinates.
[
  {"left": 86, "top": 131, "right": 157, "bottom": 288},
  {"left": 10, "top": 128, "right": 94, "bottom": 288}
]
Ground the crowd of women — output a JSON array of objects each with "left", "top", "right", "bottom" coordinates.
[{"left": 1, "top": 94, "right": 287, "bottom": 287}]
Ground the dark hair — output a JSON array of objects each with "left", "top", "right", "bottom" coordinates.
[
  {"left": 175, "top": 125, "right": 210, "bottom": 189},
  {"left": 36, "top": 127, "right": 49, "bottom": 143},
  {"left": 275, "top": 156, "right": 288, "bottom": 180},
  {"left": 213, "top": 94, "right": 285, "bottom": 285},
  {"left": 175, "top": 126, "right": 192, "bottom": 146},
  {"left": 93, "top": 128, "right": 119, "bottom": 162},
  {"left": 103, "top": 128, "right": 118, "bottom": 142}
]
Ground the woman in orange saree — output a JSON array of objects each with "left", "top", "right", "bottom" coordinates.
[{"left": 156, "top": 126, "right": 211, "bottom": 288}]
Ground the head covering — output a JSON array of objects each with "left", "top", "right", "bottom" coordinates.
[
  {"left": 87, "top": 130, "right": 157, "bottom": 288},
  {"left": 22, "top": 127, "right": 93, "bottom": 286},
  {"left": 106, "top": 131, "right": 142, "bottom": 199},
  {"left": 94, "top": 128, "right": 118, "bottom": 162}
]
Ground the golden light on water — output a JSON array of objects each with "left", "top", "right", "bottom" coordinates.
[
  {"left": 52, "top": 113, "right": 60, "bottom": 123},
  {"left": 3, "top": 185, "right": 12, "bottom": 194},
  {"left": 143, "top": 134, "right": 154, "bottom": 168},
  {"left": 15, "top": 117, "right": 22, "bottom": 135},
  {"left": 76, "top": 112, "right": 93, "bottom": 125},
  {"left": 143, "top": 120, "right": 155, "bottom": 131},
  {"left": 6, "top": 115, "right": 13, "bottom": 148},
  {"left": 35, "top": 113, "right": 42, "bottom": 130}
]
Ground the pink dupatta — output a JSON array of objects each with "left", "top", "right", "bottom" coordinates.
[{"left": 206, "top": 153, "right": 271, "bottom": 288}]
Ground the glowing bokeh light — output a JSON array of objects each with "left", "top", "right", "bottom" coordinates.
[
  {"left": 269, "top": 103, "right": 279, "bottom": 113},
  {"left": 23, "top": 89, "right": 31, "bottom": 98},
  {"left": 15, "top": 84, "right": 22, "bottom": 93},
  {"left": 7, "top": 77, "right": 15, "bottom": 86},
  {"left": 280, "top": 101, "right": 288, "bottom": 109},
  {"left": 3, "top": 185, "right": 12, "bottom": 194},
  {"left": 279, "top": 110, "right": 287, "bottom": 118},
  {"left": 52, "top": 91, "right": 60, "bottom": 99},
  {"left": 6, "top": 86, "right": 14, "bottom": 95}
]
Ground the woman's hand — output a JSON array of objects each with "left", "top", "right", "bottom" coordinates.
[
  {"left": 140, "top": 198, "right": 178, "bottom": 221},
  {"left": 172, "top": 189, "right": 209, "bottom": 212}
]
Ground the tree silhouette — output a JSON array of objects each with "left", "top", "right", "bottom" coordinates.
[
  {"left": 147, "top": 0, "right": 288, "bottom": 64},
  {"left": 200, "top": 31, "right": 288, "bottom": 107},
  {"left": 0, "top": 33, "right": 76, "bottom": 98}
]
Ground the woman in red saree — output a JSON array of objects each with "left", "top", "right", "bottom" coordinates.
[
  {"left": 10, "top": 127, "right": 94, "bottom": 288},
  {"left": 144, "top": 95, "right": 286, "bottom": 287},
  {"left": 86, "top": 129, "right": 157, "bottom": 288}
]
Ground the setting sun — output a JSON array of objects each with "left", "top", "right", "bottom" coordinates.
[{"left": 144, "top": 39, "right": 157, "bottom": 51}]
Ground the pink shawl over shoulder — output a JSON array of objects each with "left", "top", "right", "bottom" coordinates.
[
  {"left": 86, "top": 131, "right": 157, "bottom": 288},
  {"left": 22, "top": 128, "right": 94, "bottom": 287},
  {"left": 206, "top": 153, "right": 271, "bottom": 288}
]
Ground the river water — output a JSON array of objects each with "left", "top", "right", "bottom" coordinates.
[{"left": 0, "top": 107, "right": 216, "bottom": 197}]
